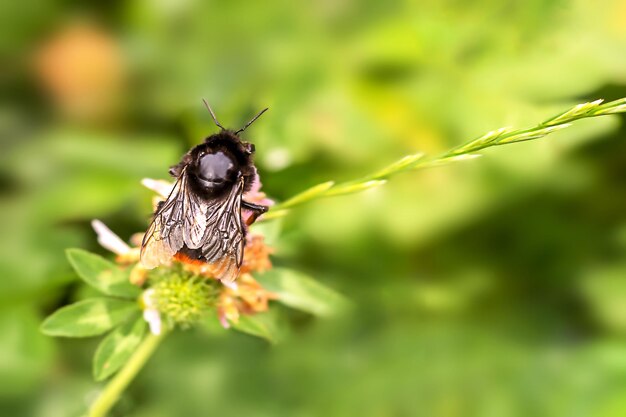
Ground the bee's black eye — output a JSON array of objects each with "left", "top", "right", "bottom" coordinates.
[{"left": 197, "top": 152, "right": 235, "bottom": 182}]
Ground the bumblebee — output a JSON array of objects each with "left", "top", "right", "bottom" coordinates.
[{"left": 140, "top": 101, "right": 269, "bottom": 282}]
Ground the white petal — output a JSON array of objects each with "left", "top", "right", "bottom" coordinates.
[
  {"left": 141, "top": 178, "right": 174, "bottom": 198},
  {"left": 91, "top": 219, "right": 131, "bottom": 256},
  {"left": 219, "top": 314, "right": 230, "bottom": 329},
  {"left": 143, "top": 309, "right": 162, "bottom": 335},
  {"left": 142, "top": 288, "right": 156, "bottom": 308},
  {"left": 221, "top": 280, "right": 238, "bottom": 291}
]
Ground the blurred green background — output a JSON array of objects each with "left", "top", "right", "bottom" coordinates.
[{"left": 2, "top": 0, "right": 626, "bottom": 416}]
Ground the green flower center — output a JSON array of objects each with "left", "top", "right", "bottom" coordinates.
[{"left": 150, "top": 270, "right": 220, "bottom": 328}]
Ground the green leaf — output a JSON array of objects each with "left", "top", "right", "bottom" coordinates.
[
  {"left": 41, "top": 298, "right": 139, "bottom": 337},
  {"left": 200, "top": 310, "right": 230, "bottom": 335},
  {"left": 66, "top": 248, "right": 140, "bottom": 298},
  {"left": 93, "top": 316, "right": 146, "bottom": 381},
  {"left": 256, "top": 268, "right": 348, "bottom": 316},
  {"left": 231, "top": 312, "right": 280, "bottom": 343}
]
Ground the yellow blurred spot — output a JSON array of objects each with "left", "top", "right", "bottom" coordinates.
[{"left": 34, "top": 21, "right": 126, "bottom": 122}]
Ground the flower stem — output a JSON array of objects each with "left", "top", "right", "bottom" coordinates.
[{"left": 88, "top": 330, "right": 168, "bottom": 417}]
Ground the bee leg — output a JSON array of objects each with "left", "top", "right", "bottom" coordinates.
[{"left": 242, "top": 200, "right": 269, "bottom": 225}]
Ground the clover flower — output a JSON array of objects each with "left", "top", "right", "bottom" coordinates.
[
  {"left": 217, "top": 273, "right": 278, "bottom": 328},
  {"left": 91, "top": 177, "right": 277, "bottom": 335}
]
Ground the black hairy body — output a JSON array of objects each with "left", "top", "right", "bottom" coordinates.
[
  {"left": 172, "top": 131, "right": 257, "bottom": 198},
  {"left": 140, "top": 106, "right": 269, "bottom": 282}
]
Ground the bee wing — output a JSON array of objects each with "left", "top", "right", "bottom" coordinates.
[
  {"left": 201, "top": 177, "right": 245, "bottom": 282},
  {"left": 140, "top": 167, "right": 209, "bottom": 269}
]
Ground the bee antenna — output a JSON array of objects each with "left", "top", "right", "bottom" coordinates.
[
  {"left": 235, "top": 107, "right": 269, "bottom": 134},
  {"left": 202, "top": 99, "right": 225, "bottom": 130}
]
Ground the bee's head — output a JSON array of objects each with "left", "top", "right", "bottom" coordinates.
[
  {"left": 190, "top": 134, "right": 242, "bottom": 185},
  {"left": 169, "top": 102, "right": 266, "bottom": 192},
  {"left": 195, "top": 149, "right": 237, "bottom": 185},
  {"left": 184, "top": 130, "right": 256, "bottom": 193}
]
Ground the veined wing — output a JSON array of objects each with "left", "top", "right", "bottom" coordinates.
[
  {"left": 200, "top": 177, "right": 245, "bottom": 282},
  {"left": 140, "top": 168, "right": 209, "bottom": 269}
]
